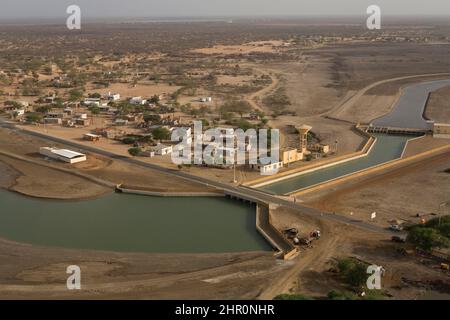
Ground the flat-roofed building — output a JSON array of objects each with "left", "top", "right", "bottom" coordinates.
[
  {"left": 83, "top": 133, "right": 101, "bottom": 142},
  {"left": 281, "top": 148, "right": 303, "bottom": 165},
  {"left": 433, "top": 123, "right": 450, "bottom": 139},
  {"left": 151, "top": 144, "right": 173, "bottom": 156},
  {"left": 39, "top": 147, "right": 87, "bottom": 164}
]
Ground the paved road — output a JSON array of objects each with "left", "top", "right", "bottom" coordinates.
[{"left": 1, "top": 119, "right": 396, "bottom": 236}]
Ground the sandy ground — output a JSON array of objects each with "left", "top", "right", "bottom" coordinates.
[
  {"left": 191, "top": 40, "right": 290, "bottom": 55},
  {"left": 403, "top": 136, "right": 450, "bottom": 158},
  {"left": 305, "top": 151, "right": 450, "bottom": 229},
  {"left": 260, "top": 59, "right": 342, "bottom": 117},
  {"left": 0, "top": 237, "right": 281, "bottom": 300},
  {"left": 85, "top": 82, "right": 181, "bottom": 98},
  {"left": 260, "top": 205, "right": 450, "bottom": 300},
  {"left": 0, "top": 127, "right": 218, "bottom": 198},
  {"left": 426, "top": 85, "right": 450, "bottom": 123},
  {"left": 0, "top": 155, "right": 110, "bottom": 200},
  {"left": 2, "top": 200, "right": 447, "bottom": 300}
]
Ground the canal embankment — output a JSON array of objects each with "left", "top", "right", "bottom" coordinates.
[
  {"left": 290, "top": 143, "right": 450, "bottom": 197},
  {"left": 245, "top": 125, "right": 375, "bottom": 189}
]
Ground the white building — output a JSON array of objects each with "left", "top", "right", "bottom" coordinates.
[
  {"left": 104, "top": 92, "right": 121, "bottom": 101},
  {"left": 84, "top": 98, "right": 100, "bottom": 107},
  {"left": 130, "top": 96, "right": 147, "bottom": 105},
  {"left": 152, "top": 144, "right": 173, "bottom": 156},
  {"left": 39, "top": 147, "right": 87, "bottom": 164},
  {"left": 250, "top": 158, "right": 283, "bottom": 175},
  {"left": 9, "top": 108, "right": 25, "bottom": 117},
  {"left": 114, "top": 119, "right": 129, "bottom": 126},
  {"left": 199, "top": 97, "right": 212, "bottom": 103},
  {"left": 75, "top": 113, "right": 88, "bottom": 119}
]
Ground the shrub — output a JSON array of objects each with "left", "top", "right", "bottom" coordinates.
[
  {"left": 327, "top": 290, "right": 357, "bottom": 300},
  {"left": 25, "top": 113, "right": 42, "bottom": 123},
  {"left": 128, "top": 147, "right": 141, "bottom": 157},
  {"left": 336, "top": 258, "right": 369, "bottom": 287},
  {"left": 274, "top": 294, "right": 314, "bottom": 300},
  {"left": 122, "top": 137, "right": 136, "bottom": 145},
  {"left": 407, "top": 227, "right": 450, "bottom": 252}
]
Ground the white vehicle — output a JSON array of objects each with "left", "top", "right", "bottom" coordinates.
[{"left": 390, "top": 224, "right": 403, "bottom": 232}]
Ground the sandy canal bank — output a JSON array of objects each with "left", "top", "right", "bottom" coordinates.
[{"left": 0, "top": 126, "right": 219, "bottom": 200}]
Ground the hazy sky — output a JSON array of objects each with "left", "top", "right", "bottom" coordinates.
[{"left": 1, "top": 0, "right": 449, "bottom": 19}]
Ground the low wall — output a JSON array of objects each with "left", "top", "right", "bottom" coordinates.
[
  {"left": 256, "top": 202, "right": 297, "bottom": 260},
  {"left": 290, "top": 143, "right": 450, "bottom": 197},
  {"left": 116, "top": 185, "right": 223, "bottom": 197}
]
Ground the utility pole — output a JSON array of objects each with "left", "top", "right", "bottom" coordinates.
[{"left": 439, "top": 202, "right": 448, "bottom": 227}]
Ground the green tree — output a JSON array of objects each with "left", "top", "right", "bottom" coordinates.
[
  {"left": 89, "top": 92, "right": 101, "bottom": 99},
  {"left": 273, "top": 294, "right": 314, "bottom": 300},
  {"left": 128, "top": 147, "right": 141, "bottom": 157},
  {"left": 122, "top": 137, "right": 136, "bottom": 145},
  {"left": 68, "top": 89, "right": 84, "bottom": 102},
  {"left": 407, "top": 227, "right": 450, "bottom": 252},
  {"left": 149, "top": 94, "right": 160, "bottom": 104},
  {"left": 143, "top": 114, "right": 161, "bottom": 123},
  {"left": 89, "top": 106, "right": 100, "bottom": 115},
  {"left": 337, "top": 258, "right": 369, "bottom": 288},
  {"left": 327, "top": 290, "right": 357, "bottom": 300},
  {"left": 152, "top": 127, "right": 171, "bottom": 141},
  {"left": 25, "top": 113, "right": 42, "bottom": 123}
]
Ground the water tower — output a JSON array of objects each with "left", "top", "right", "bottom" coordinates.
[{"left": 297, "top": 125, "right": 312, "bottom": 153}]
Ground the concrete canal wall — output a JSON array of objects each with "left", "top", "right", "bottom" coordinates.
[
  {"left": 248, "top": 125, "right": 376, "bottom": 188},
  {"left": 224, "top": 190, "right": 297, "bottom": 259},
  {"left": 290, "top": 142, "right": 450, "bottom": 197},
  {"left": 116, "top": 185, "right": 223, "bottom": 197}
]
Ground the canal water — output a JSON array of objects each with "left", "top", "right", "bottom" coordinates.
[
  {"left": 0, "top": 191, "right": 271, "bottom": 253},
  {"left": 372, "top": 79, "right": 450, "bottom": 130},
  {"left": 260, "top": 134, "right": 410, "bottom": 195}
]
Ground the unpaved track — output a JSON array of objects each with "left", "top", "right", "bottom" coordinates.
[
  {"left": 245, "top": 66, "right": 280, "bottom": 112},
  {"left": 257, "top": 220, "right": 339, "bottom": 299}
]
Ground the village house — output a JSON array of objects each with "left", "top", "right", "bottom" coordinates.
[
  {"left": 114, "top": 118, "right": 129, "bottom": 126},
  {"left": 151, "top": 144, "right": 173, "bottom": 156},
  {"left": 129, "top": 96, "right": 147, "bottom": 105},
  {"left": 74, "top": 118, "right": 91, "bottom": 126},
  {"left": 93, "top": 127, "right": 125, "bottom": 139},
  {"left": 104, "top": 92, "right": 121, "bottom": 101},
  {"left": 250, "top": 158, "right": 284, "bottom": 175},
  {"left": 199, "top": 97, "right": 212, "bottom": 103},
  {"left": 280, "top": 148, "right": 304, "bottom": 165},
  {"left": 83, "top": 133, "right": 101, "bottom": 142},
  {"left": 83, "top": 98, "right": 101, "bottom": 107},
  {"left": 43, "top": 93, "right": 57, "bottom": 104}
]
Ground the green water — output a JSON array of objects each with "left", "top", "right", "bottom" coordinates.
[
  {"left": 260, "top": 134, "right": 410, "bottom": 195},
  {"left": 0, "top": 191, "right": 270, "bottom": 253}
]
